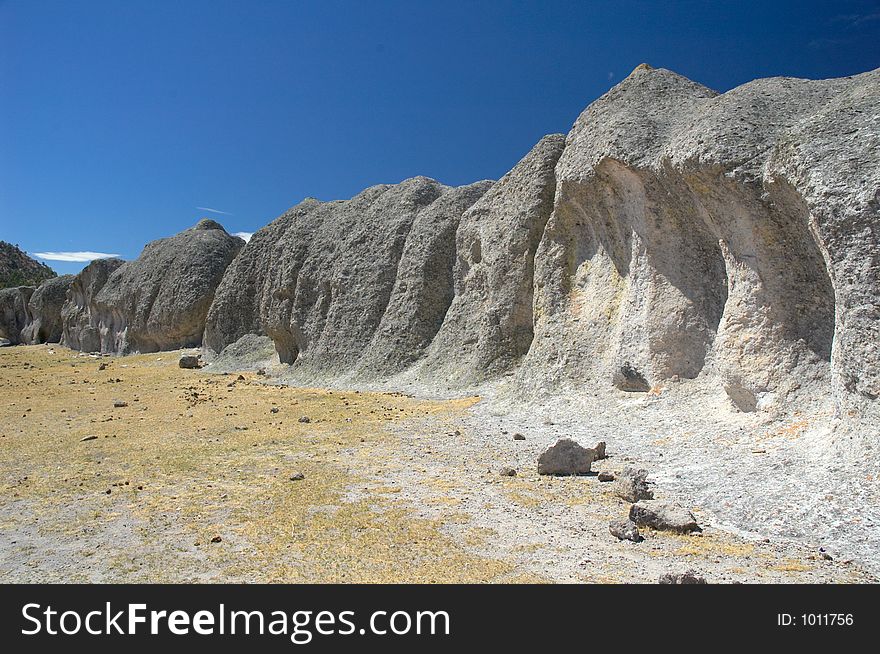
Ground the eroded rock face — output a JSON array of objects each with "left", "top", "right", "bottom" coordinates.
[
  {"left": 20, "top": 275, "right": 74, "bottom": 344},
  {"left": 521, "top": 64, "right": 879, "bottom": 425},
  {"left": 0, "top": 286, "right": 34, "bottom": 344},
  {"left": 414, "top": 135, "right": 565, "bottom": 383},
  {"left": 197, "top": 65, "right": 877, "bottom": 437},
  {"left": 65, "top": 220, "right": 243, "bottom": 354},
  {"left": 61, "top": 258, "right": 125, "bottom": 352},
  {"left": 205, "top": 177, "right": 494, "bottom": 382}
]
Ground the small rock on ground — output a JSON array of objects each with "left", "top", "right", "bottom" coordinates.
[
  {"left": 179, "top": 354, "right": 201, "bottom": 369},
  {"left": 630, "top": 500, "right": 701, "bottom": 533},
  {"left": 609, "top": 519, "right": 641, "bottom": 542}
]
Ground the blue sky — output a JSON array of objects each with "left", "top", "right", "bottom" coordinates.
[{"left": 2, "top": 0, "right": 879, "bottom": 274}]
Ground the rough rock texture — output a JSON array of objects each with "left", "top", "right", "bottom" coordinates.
[
  {"left": 178, "top": 354, "right": 201, "bottom": 369},
  {"left": 204, "top": 177, "right": 494, "bottom": 382},
  {"left": 203, "top": 334, "right": 279, "bottom": 373},
  {"left": 204, "top": 65, "right": 878, "bottom": 440},
  {"left": 61, "top": 258, "right": 125, "bottom": 352},
  {"left": 537, "top": 438, "right": 594, "bottom": 475},
  {"left": 614, "top": 468, "right": 654, "bottom": 503},
  {"left": 630, "top": 500, "right": 702, "bottom": 533},
  {"left": 522, "top": 64, "right": 879, "bottom": 431},
  {"left": 413, "top": 135, "right": 566, "bottom": 383},
  {"left": 609, "top": 519, "right": 641, "bottom": 542},
  {"left": 0, "top": 241, "right": 55, "bottom": 289},
  {"left": 67, "top": 220, "right": 243, "bottom": 354},
  {"left": 0, "top": 286, "right": 34, "bottom": 344},
  {"left": 20, "top": 275, "right": 74, "bottom": 344}
]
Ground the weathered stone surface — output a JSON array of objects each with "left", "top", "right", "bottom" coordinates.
[
  {"left": 521, "top": 64, "right": 879, "bottom": 432},
  {"left": 537, "top": 438, "right": 594, "bottom": 475},
  {"left": 66, "top": 220, "right": 243, "bottom": 354},
  {"left": 630, "top": 500, "right": 701, "bottom": 533},
  {"left": 415, "top": 135, "right": 565, "bottom": 383},
  {"left": 614, "top": 468, "right": 654, "bottom": 503},
  {"left": 0, "top": 286, "right": 34, "bottom": 344},
  {"left": 61, "top": 257, "right": 125, "bottom": 352},
  {"left": 203, "top": 334, "right": 278, "bottom": 373},
  {"left": 20, "top": 275, "right": 74, "bottom": 344},
  {"left": 205, "top": 177, "right": 493, "bottom": 382},
  {"left": 609, "top": 519, "right": 641, "bottom": 542}
]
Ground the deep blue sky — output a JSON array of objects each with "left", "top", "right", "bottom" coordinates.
[{"left": 2, "top": 0, "right": 879, "bottom": 274}]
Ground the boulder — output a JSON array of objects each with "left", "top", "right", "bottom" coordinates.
[
  {"left": 629, "top": 500, "right": 701, "bottom": 533},
  {"left": 609, "top": 519, "right": 641, "bottom": 542},
  {"left": 179, "top": 354, "right": 201, "bottom": 369},
  {"left": 614, "top": 468, "right": 654, "bottom": 503},
  {"left": 65, "top": 220, "right": 243, "bottom": 354},
  {"left": 537, "top": 438, "right": 594, "bottom": 475},
  {"left": 20, "top": 275, "right": 74, "bottom": 344}
]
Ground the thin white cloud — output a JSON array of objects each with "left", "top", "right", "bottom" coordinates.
[
  {"left": 32, "top": 251, "right": 120, "bottom": 263},
  {"left": 232, "top": 232, "right": 253, "bottom": 243},
  {"left": 197, "top": 206, "right": 233, "bottom": 215}
]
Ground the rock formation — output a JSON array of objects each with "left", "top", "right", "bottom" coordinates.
[
  {"left": 520, "top": 64, "right": 879, "bottom": 427},
  {"left": 63, "top": 220, "right": 243, "bottom": 354},
  {"left": 204, "top": 177, "right": 495, "bottom": 382},
  {"left": 0, "top": 286, "right": 34, "bottom": 344},
  {"left": 200, "top": 65, "right": 878, "bottom": 435},
  {"left": 61, "top": 257, "right": 125, "bottom": 352},
  {"left": 20, "top": 275, "right": 74, "bottom": 344},
  {"left": 3, "top": 65, "right": 868, "bottom": 437}
]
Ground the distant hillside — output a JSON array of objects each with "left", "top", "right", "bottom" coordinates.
[{"left": 0, "top": 241, "right": 56, "bottom": 289}]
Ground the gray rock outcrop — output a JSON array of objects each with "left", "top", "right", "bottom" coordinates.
[
  {"left": 0, "top": 286, "right": 34, "bottom": 344},
  {"left": 64, "top": 220, "right": 242, "bottom": 354},
  {"left": 522, "top": 64, "right": 879, "bottom": 427},
  {"left": 204, "top": 177, "right": 494, "bottom": 382},
  {"left": 20, "top": 275, "right": 74, "bottom": 344},
  {"left": 203, "top": 65, "right": 878, "bottom": 438},
  {"left": 61, "top": 257, "right": 125, "bottom": 352}
]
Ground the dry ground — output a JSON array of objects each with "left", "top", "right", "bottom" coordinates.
[{"left": 0, "top": 345, "right": 872, "bottom": 583}]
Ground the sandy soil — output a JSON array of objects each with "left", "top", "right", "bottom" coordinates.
[{"left": 0, "top": 345, "right": 873, "bottom": 583}]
